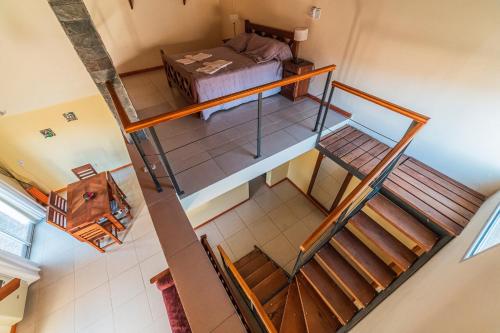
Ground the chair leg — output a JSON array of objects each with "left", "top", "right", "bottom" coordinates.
[
  {"left": 101, "top": 224, "right": 122, "bottom": 245},
  {"left": 85, "top": 238, "right": 105, "bottom": 253}
]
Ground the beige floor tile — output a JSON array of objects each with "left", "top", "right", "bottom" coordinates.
[
  {"left": 38, "top": 272, "right": 75, "bottom": 317},
  {"left": 254, "top": 190, "right": 282, "bottom": 213},
  {"left": 113, "top": 291, "right": 153, "bottom": 333},
  {"left": 133, "top": 230, "right": 162, "bottom": 262},
  {"left": 283, "top": 221, "right": 310, "bottom": 249},
  {"left": 234, "top": 199, "right": 266, "bottom": 225},
  {"left": 268, "top": 204, "right": 300, "bottom": 232},
  {"left": 105, "top": 242, "right": 139, "bottom": 279},
  {"left": 194, "top": 221, "right": 224, "bottom": 248},
  {"left": 214, "top": 211, "right": 245, "bottom": 238},
  {"left": 263, "top": 234, "right": 297, "bottom": 268},
  {"left": 77, "top": 314, "right": 114, "bottom": 333},
  {"left": 36, "top": 302, "right": 74, "bottom": 333},
  {"left": 302, "top": 210, "right": 326, "bottom": 233},
  {"left": 75, "top": 282, "right": 112, "bottom": 331},
  {"left": 226, "top": 227, "right": 258, "bottom": 260},
  {"left": 109, "top": 265, "right": 145, "bottom": 308},
  {"left": 286, "top": 195, "right": 315, "bottom": 220},
  {"left": 75, "top": 257, "right": 108, "bottom": 298},
  {"left": 139, "top": 251, "right": 168, "bottom": 286},
  {"left": 247, "top": 216, "right": 281, "bottom": 247},
  {"left": 271, "top": 181, "right": 300, "bottom": 202}
]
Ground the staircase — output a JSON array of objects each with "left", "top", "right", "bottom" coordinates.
[{"left": 229, "top": 192, "right": 444, "bottom": 332}]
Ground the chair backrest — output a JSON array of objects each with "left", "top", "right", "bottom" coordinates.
[
  {"left": 72, "top": 163, "right": 97, "bottom": 180},
  {"left": 73, "top": 224, "right": 105, "bottom": 240},
  {"left": 49, "top": 191, "right": 67, "bottom": 213},
  {"left": 47, "top": 206, "right": 67, "bottom": 231}
]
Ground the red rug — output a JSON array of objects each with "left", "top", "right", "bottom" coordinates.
[{"left": 156, "top": 272, "right": 192, "bottom": 333}]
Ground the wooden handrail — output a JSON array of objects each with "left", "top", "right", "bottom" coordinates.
[
  {"left": 150, "top": 268, "right": 171, "bottom": 285},
  {"left": 332, "top": 81, "right": 429, "bottom": 124},
  {"left": 217, "top": 245, "right": 277, "bottom": 333},
  {"left": 0, "top": 278, "right": 21, "bottom": 302},
  {"left": 301, "top": 121, "right": 425, "bottom": 252},
  {"left": 108, "top": 65, "right": 336, "bottom": 133}
]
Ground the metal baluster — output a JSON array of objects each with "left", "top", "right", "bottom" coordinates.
[
  {"left": 130, "top": 132, "right": 163, "bottom": 192},
  {"left": 149, "top": 127, "right": 184, "bottom": 196},
  {"left": 315, "top": 84, "right": 336, "bottom": 145},
  {"left": 255, "top": 92, "right": 263, "bottom": 159},
  {"left": 313, "top": 70, "right": 333, "bottom": 132}
]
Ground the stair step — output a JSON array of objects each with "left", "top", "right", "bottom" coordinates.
[
  {"left": 239, "top": 254, "right": 269, "bottom": 278},
  {"left": 296, "top": 274, "right": 341, "bottom": 332},
  {"left": 245, "top": 261, "right": 278, "bottom": 288},
  {"left": 332, "top": 229, "right": 395, "bottom": 289},
  {"left": 263, "top": 287, "right": 288, "bottom": 331},
  {"left": 367, "top": 194, "right": 438, "bottom": 251},
  {"left": 279, "top": 280, "right": 307, "bottom": 333},
  {"left": 234, "top": 248, "right": 262, "bottom": 269},
  {"left": 316, "top": 244, "right": 376, "bottom": 307},
  {"left": 300, "top": 261, "right": 357, "bottom": 325},
  {"left": 252, "top": 269, "right": 289, "bottom": 304},
  {"left": 349, "top": 212, "right": 418, "bottom": 272}
]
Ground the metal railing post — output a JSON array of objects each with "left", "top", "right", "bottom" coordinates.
[
  {"left": 130, "top": 132, "right": 163, "bottom": 192},
  {"left": 149, "top": 127, "right": 184, "bottom": 196},
  {"left": 315, "top": 84, "right": 336, "bottom": 145},
  {"left": 255, "top": 92, "right": 263, "bottom": 159},
  {"left": 313, "top": 70, "right": 333, "bottom": 132}
]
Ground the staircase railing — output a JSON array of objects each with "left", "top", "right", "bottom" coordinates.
[
  {"left": 290, "top": 81, "right": 430, "bottom": 278},
  {"left": 218, "top": 245, "right": 277, "bottom": 333},
  {"left": 106, "top": 65, "right": 336, "bottom": 196}
]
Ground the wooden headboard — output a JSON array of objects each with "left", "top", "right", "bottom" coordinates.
[{"left": 244, "top": 20, "right": 298, "bottom": 58}]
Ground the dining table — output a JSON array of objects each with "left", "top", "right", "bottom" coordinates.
[{"left": 66, "top": 172, "right": 126, "bottom": 233}]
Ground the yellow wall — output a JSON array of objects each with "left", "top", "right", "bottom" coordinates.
[
  {"left": 287, "top": 149, "right": 319, "bottom": 193},
  {"left": 85, "top": 0, "right": 223, "bottom": 73},
  {"left": 0, "top": 95, "right": 130, "bottom": 192},
  {"left": 222, "top": 0, "right": 500, "bottom": 196}
]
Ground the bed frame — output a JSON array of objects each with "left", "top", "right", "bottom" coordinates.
[{"left": 161, "top": 20, "right": 298, "bottom": 105}]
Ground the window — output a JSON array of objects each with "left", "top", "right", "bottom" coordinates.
[
  {"left": 0, "top": 177, "right": 44, "bottom": 259},
  {"left": 465, "top": 203, "right": 500, "bottom": 259}
]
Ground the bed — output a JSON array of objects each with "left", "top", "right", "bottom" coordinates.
[{"left": 161, "top": 20, "right": 298, "bottom": 119}]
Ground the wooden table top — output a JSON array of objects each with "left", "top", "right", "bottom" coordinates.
[{"left": 66, "top": 173, "right": 111, "bottom": 232}]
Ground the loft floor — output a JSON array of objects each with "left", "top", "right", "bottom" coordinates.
[{"left": 123, "top": 69, "right": 347, "bottom": 197}]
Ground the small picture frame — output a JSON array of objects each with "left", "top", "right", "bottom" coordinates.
[
  {"left": 63, "top": 112, "right": 78, "bottom": 122},
  {"left": 40, "top": 128, "right": 56, "bottom": 138}
]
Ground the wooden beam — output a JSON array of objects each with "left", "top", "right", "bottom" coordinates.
[
  {"left": 330, "top": 173, "right": 353, "bottom": 212},
  {"left": 307, "top": 152, "right": 324, "bottom": 195},
  {"left": 0, "top": 278, "right": 20, "bottom": 302}
]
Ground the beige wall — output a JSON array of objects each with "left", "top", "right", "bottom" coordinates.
[
  {"left": 0, "top": 95, "right": 130, "bottom": 192},
  {"left": 352, "top": 191, "right": 500, "bottom": 333},
  {"left": 85, "top": 0, "right": 223, "bottom": 73},
  {"left": 223, "top": 0, "right": 500, "bottom": 196},
  {"left": 0, "top": 0, "right": 97, "bottom": 116}
]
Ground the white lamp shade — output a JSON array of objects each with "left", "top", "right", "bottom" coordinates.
[
  {"left": 294, "top": 27, "right": 309, "bottom": 42},
  {"left": 229, "top": 14, "right": 239, "bottom": 23}
]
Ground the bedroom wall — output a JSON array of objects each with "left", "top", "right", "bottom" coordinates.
[
  {"left": 0, "top": 95, "right": 130, "bottom": 192},
  {"left": 84, "top": 0, "right": 223, "bottom": 73},
  {"left": 223, "top": 0, "right": 500, "bottom": 196}
]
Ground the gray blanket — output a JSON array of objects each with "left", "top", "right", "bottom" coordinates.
[{"left": 165, "top": 46, "right": 283, "bottom": 119}]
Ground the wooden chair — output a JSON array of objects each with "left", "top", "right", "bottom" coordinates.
[
  {"left": 48, "top": 191, "right": 67, "bottom": 213},
  {"left": 72, "top": 221, "right": 122, "bottom": 253},
  {"left": 46, "top": 206, "right": 67, "bottom": 231},
  {"left": 72, "top": 164, "right": 97, "bottom": 180}
]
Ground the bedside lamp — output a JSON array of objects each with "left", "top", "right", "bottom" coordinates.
[
  {"left": 293, "top": 27, "right": 309, "bottom": 64},
  {"left": 229, "top": 14, "right": 239, "bottom": 37}
]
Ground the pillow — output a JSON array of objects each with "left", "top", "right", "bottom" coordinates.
[
  {"left": 244, "top": 33, "right": 293, "bottom": 63},
  {"left": 224, "top": 33, "right": 251, "bottom": 53}
]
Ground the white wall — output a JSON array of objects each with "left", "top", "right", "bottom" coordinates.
[
  {"left": 0, "top": 0, "right": 97, "bottom": 116},
  {"left": 85, "top": 0, "right": 223, "bottom": 73},
  {"left": 223, "top": 0, "right": 500, "bottom": 196}
]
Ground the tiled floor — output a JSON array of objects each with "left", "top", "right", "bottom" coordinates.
[
  {"left": 122, "top": 70, "right": 347, "bottom": 196},
  {"left": 18, "top": 167, "right": 171, "bottom": 333},
  {"left": 195, "top": 176, "right": 327, "bottom": 274}
]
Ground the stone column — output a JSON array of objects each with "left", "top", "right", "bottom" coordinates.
[{"left": 47, "top": 0, "right": 138, "bottom": 133}]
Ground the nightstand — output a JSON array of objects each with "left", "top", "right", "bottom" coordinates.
[{"left": 281, "top": 59, "right": 314, "bottom": 101}]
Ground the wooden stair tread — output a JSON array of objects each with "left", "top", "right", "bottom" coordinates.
[
  {"left": 245, "top": 261, "right": 278, "bottom": 288},
  {"left": 349, "top": 212, "right": 417, "bottom": 271},
  {"left": 316, "top": 244, "right": 376, "bottom": 307},
  {"left": 367, "top": 194, "right": 438, "bottom": 251},
  {"left": 263, "top": 287, "right": 288, "bottom": 330},
  {"left": 332, "top": 229, "right": 395, "bottom": 289},
  {"left": 279, "top": 280, "right": 306, "bottom": 333},
  {"left": 296, "top": 275, "right": 341, "bottom": 332},
  {"left": 234, "top": 248, "right": 262, "bottom": 269},
  {"left": 300, "top": 261, "right": 357, "bottom": 325},
  {"left": 252, "top": 269, "right": 289, "bottom": 304},
  {"left": 238, "top": 254, "right": 269, "bottom": 278}
]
